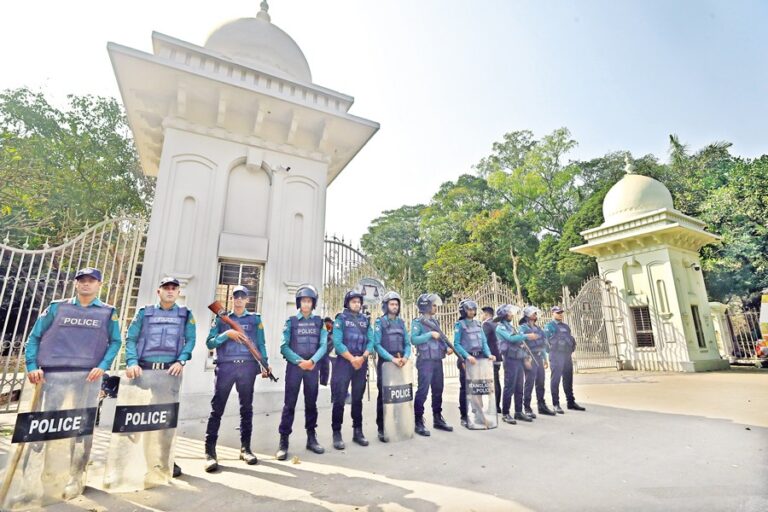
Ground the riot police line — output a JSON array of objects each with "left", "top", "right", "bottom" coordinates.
[{"left": 0, "top": 267, "right": 584, "bottom": 510}]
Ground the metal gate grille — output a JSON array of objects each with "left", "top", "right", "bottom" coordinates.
[{"left": 0, "top": 217, "right": 147, "bottom": 412}]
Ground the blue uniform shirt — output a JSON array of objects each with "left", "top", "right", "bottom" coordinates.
[
  {"left": 125, "top": 303, "right": 197, "bottom": 367},
  {"left": 373, "top": 315, "right": 412, "bottom": 361},
  {"left": 280, "top": 312, "right": 328, "bottom": 365},
  {"left": 410, "top": 317, "right": 438, "bottom": 346},
  {"left": 495, "top": 321, "right": 526, "bottom": 344},
  {"left": 25, "top": 297, "right": 122, "bottom": 372},
  {"left": 206, "top": 310, "right": 269, "bottom": 367},
  {"left": 453, "top": 319, "right": 492, "bottom": 359},
  {"left": 332, "top": 313, "right": 374, "bottom": 356}
]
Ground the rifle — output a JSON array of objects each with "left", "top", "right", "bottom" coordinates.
[
  {"left": 207, "top": 301, "right": 279, "bottom": 382},
  {"left": 422, "top": 317, "right": 491, "bottom": 428},
  {"left": 420, "top": 316, "right": 464, "bottom": 364}
]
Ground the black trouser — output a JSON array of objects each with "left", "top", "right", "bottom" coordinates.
[
  {"left": 492, "top": 361, "right": 502, "bottom": 412},
  {"left": 375, "top": 358, "right": 387, "bottom": 431},
  {"left": 331, "top": 356, "right": 367, "bottom": 431},
  {"left": 457, "top": 354, "right": 486, "bottom": 418},
  {"left": 502, "top": 356, "right": 524, "bottom": 415},
  {"left": 550, "top": 351, "right": 575, "bottom": 406},
  {"left": 205, "top": 361, "right": 259, "bottom": 446},
  {"left": 414, "top": 358, "right": 444, "bottom": 420},
  {"left": 278, "top": 362, "right": 320, "bottom": 436},
  {"left": 523, "top": 352, "right": 547, "bottom": 408}
]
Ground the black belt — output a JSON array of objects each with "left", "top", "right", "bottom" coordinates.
[
  {"left": 139, "top": 361, "right": 173, "bottom": 370},
  {"left": 217, "top": 359, "right": 257, "bottom": 365},
  {"left": 468, "top": 351, "right": 484, "bottom": 357}
]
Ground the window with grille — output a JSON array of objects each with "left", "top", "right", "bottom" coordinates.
[
  {"left": 215, "top": 261, "right": 264, "bottom": 312},
  {"left": 691, "top": 305, "right": 706, "bottom": 348},
  {"left": 631, "top": 306, "right": 655, "bottom": 347}
]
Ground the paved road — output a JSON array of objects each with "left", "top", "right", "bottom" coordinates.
[{"left": 2, "top": 368, "right": 766, "bottom": 511}]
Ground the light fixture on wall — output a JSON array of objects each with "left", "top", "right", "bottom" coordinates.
[{"left": 687, "top": 262, "right": 701, "bottom": 272}]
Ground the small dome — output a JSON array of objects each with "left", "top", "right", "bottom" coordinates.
[
  {"left": 204, "top": 5, "right": 311, "bottom": 82},
  {"left": 602, "top": 166, "right": 675, "bottom": 225}
]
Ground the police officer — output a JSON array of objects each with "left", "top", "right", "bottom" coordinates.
[
  {"left": 276, "top": 285, "right": 328, "bottom": 460},
  {"left": 318, "top": 316, "right": 334, "bottom": 387},
  {"left": 454, "top": 300, "right": 495, "bottom": 428},
  {"left": 481, "top": 306, "right": 502, "bottom": 413},
  {"left": 24, "top": 267, "right": 122, "bottom": 498},
  {"left": 331, "top": 290, "right": 374, "bottom": 449},
  {"left": 544, "top": 306, "right": 586, "bottom": 413},
  {"left": 124, "top": 277, "right": 196, "bottom": 478},
  {"left": 373, "top": 291, "right": 411, "bottom": 442},
  {"left": 204, "top": 285, "right": 270, "bottom": 472},
  {"left": 495, "top": 304, "right": 537, "bottom": 424},
  {"left": 519, "top": 306, "right": 556, "bottom": 417},
  {"left": 411, "top": 293, "right": 453, "bottom": 436}
]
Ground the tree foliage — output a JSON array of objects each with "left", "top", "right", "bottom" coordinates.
[{"left": 0, "top": 87, "right": 154, "bottom": 244}]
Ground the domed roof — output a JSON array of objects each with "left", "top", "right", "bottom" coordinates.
[
  {"left": 204, "top": 2, "right": 312, "bottom": 82},
  {"left": 602, "top": 158, "right": 675, "bottom": 225}
]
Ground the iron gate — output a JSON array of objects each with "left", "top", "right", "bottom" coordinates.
[
  {"left": 562, "top": 276, "right": 620, "bottom": 371},
  {"left": 0, "top": 217, "right": 147, "bottom": 412}
]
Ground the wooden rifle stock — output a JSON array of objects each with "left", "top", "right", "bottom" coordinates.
[{"left": 207, "top": 301, "right": 279, "bottom": 382}]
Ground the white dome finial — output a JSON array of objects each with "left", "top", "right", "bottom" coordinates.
[
  {"left": 257, "top": 0, "right": 271, "bottom": 22},
  {"left": 624, "top": 154, "right": 635, "bottom": 175}
]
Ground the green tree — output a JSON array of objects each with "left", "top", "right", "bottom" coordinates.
[
  {"left": 480, "top": 128, "right": 581, "bottom": 235},
  {"left": 424, "top": 242, "right": 490, "bottom": 298},
  {"left": 360, "top": 204, "right": 428, "bottom": 294},
  {"left": 0, "top": 87, "right": 154, "bottom": 244},
  {"left": 470, "top": 206, "right": 539, "bottom": 303}
]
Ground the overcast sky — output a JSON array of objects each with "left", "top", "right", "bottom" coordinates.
[{"left": 2, "top": 0, "right": 766, "bottom": 243}]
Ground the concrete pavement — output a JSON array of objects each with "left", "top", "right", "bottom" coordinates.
[{"left": 2, "top": 368, "right": 766, "bottom": 511}]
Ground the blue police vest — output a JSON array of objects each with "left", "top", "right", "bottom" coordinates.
[
  {"left": 523, "top": 324, "right": 548, "bottom": 354},
  {"left": 290, "top": 315, "right": 322, "bottom": 359},
  {"left": 340, "top": 310, "right": 369, "bottom": 356},
  {"left": 379, "top": 317, "right": 406, "bottom": 356},
  {"left": 416, "top": 316, "right": 447, "bottom": 360},
  {"left": 37, "top": 301, "right": 112, "bottom": 370},
  {"left": 217, "top": 313, "right": 259, "bottom": 362},
  {"left": 498, "top": 321, "right": 527, "bottom": 360},
  {"left": 459, "top": 319, "right": 484, "bottom": 355},
  {"left": 550, "top": 321, "right": 575, "bottom": 353},
  {"left": 137, "top": 305, "right": 187, "bottom": 361}
]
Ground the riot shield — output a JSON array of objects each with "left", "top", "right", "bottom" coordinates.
[
  {"left": 381, "top": 359, "right": 415, "bottom": 442},
  {"left": 0, "top": 370, "right": 101, "bottom": 510},
  {"left": 103, "top": 370, "right": 181, "bottom": 492},
  {"left": 465, "top": 358, "right": 498, "bottom": 430}
]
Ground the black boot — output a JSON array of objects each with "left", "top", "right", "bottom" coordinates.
[
  {"left": 352, "top": 427, "right": 369, "bottom": 446},
  {"left": 433, "top": 414, "right": 453, "bottom": 432},
  {"left": 460, "top": 416, "right": 468, "bottom": 428},
  {"left": 377, "top": 428, "right": 389, "bottom": 443},
  {"left": 240, "top": 444, "right": 258, "bottom": 465},
  {"left": 276, "top": 434, "right": 289, "bottom": 461},
  {"left": 172, "top": 463, "right": 182, "bottom": 478},
  {"left": 538, "top": 402, "right": 556, "bottom": 416},
  {"left": 415, "top": 417, "right": 431, "bottom": 437},
  {"left": 568, "top": 401, "right": 586, "bottom": 411},
  {"left": 501, "top": 414, "right": 517, "bottom": 425},
  {"left": 514, "top": 412, "right": 533, "bottom": 423},
  {"left": 204, "top": 442, "right": 219, "bottom": 473},
  {"left": 332, "top": 430, "right": 345, "bottom": 450},
  {"left": 524, "top": 406, "right": 537, "bottom": 419},
  {"left": 306, "top": 430, "right": 325, "bottom": 454},
  {"left": 554, "top": 404, "right": 565, "bottom": 414}
]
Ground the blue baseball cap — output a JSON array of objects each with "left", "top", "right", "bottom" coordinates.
[
  {"left": 233, "top": 285, "right": 249, "bottom": 297},
  {"left": 551, "top": 306, "right": 565, "bottom": 313},
  {"left": 159, "top": 276, "right": 180, "bottom": 287},
  {"left": 75, "top": 267, "right": 102, "bottom": 281}
]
